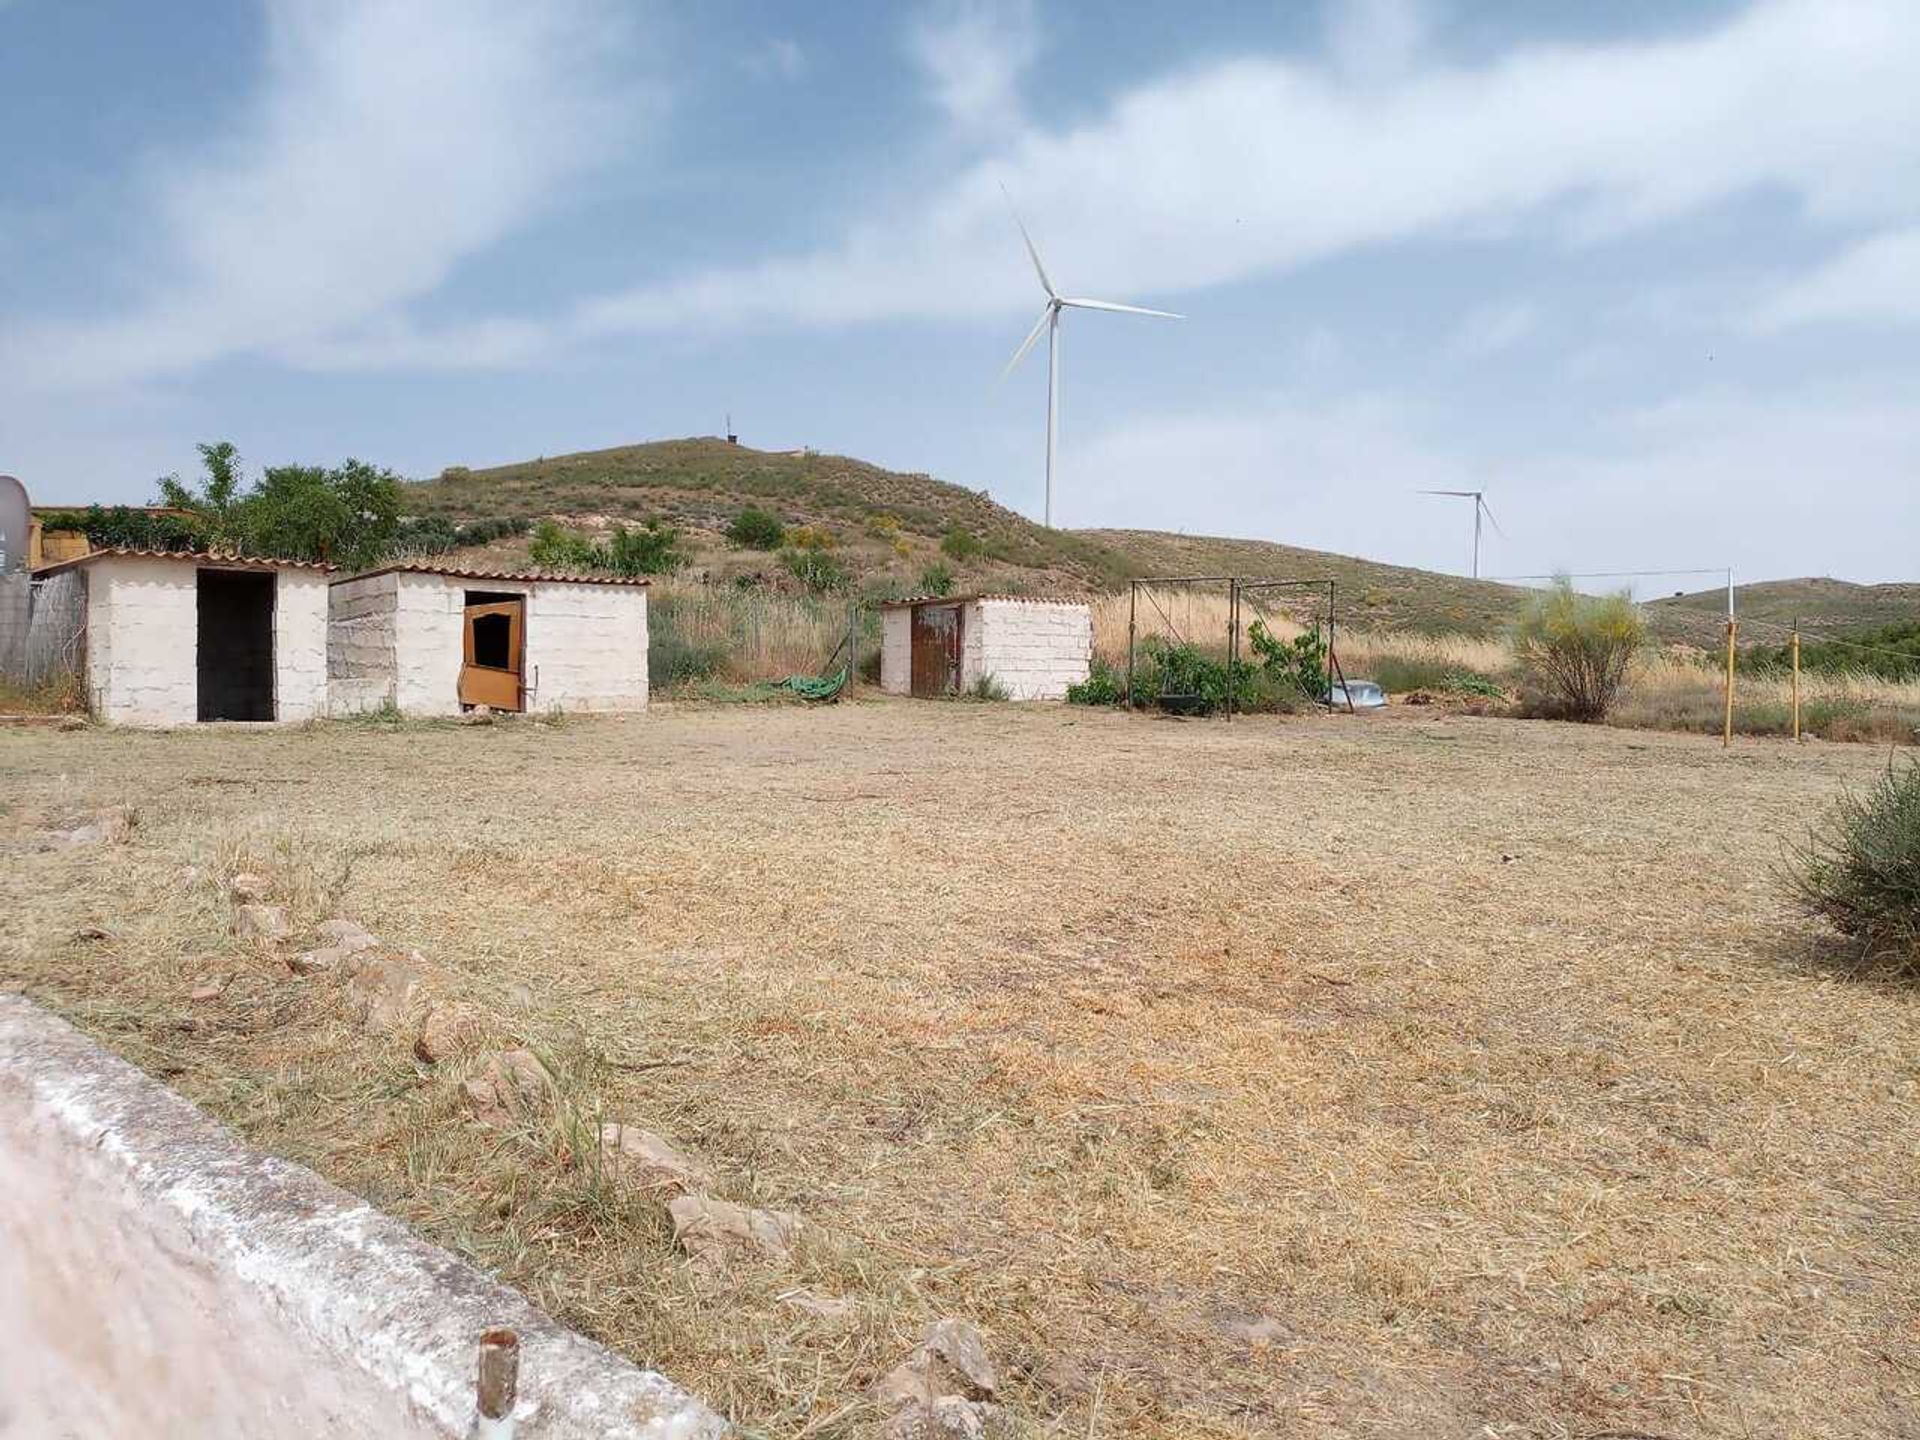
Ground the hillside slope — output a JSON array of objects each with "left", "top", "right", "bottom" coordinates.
[{"left": 1647, "top": 578, "right": 1920, "bottom": 648}]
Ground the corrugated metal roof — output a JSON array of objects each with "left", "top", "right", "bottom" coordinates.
[
  {"left": 32, "top": 547, "right": 335, "bottom": 578},
  {"left": 876, "top": 592, "right": 1089, "bottom": 609},
  {"left": 340, "top": 561, "right": 651, "bottom": 588}
]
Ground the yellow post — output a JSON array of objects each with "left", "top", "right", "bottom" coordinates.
[
  {"left": 1722, "top": 617, "right": 1737, "bottom": 748},
  {"left": 1790, "top": 625, "right": 1801, "bottom": 742}
]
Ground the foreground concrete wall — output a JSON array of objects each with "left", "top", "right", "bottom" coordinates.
[
  {"left": 273, "top": 570, "right": 332, "bottom": 723},
  {"left": 85, "top": 555, "right": 198, "bottom": 725},
  {"left": 328, "top": 570, "right": 402, "bottom": 713},
  {"left": 524, "top": 580, "right": 649, "bottom": 713},
  {"left": 974, "top": 599, "right": 1093, "bottom": 701},
  {"left": 880, "top": 607, "right": 911, "bottom": 695},
  {"left": 0, "top": 995, "right": 725, "bottom": 1440}
]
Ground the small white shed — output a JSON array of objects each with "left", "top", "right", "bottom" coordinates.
[
  {"left": 329, "top": 563, "right": 649, "bottom": 717},
  {"left": 879, "top": 594, "right": 1092, "bottom": 701},
  {"left": 30, "top": 548, "right": 332, "bottom": 726}
]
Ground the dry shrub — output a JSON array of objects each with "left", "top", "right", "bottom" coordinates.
[
  {"left": 1791, "top": 757, "right": 1920, "bottom": 972},
  {"left": 1512, "top": 578, "right": 1644, "bottom": 721},
  {"left": 649, "top": 579, "right": 847, "bottom": 687}
]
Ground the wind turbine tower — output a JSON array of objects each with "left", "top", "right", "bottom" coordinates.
[
  {"left": 1419, "top": 489, "right": 1504, "bottom": 579},
  {"left": 1001, "top": 196, "right": 1182, "bottom": 528}
]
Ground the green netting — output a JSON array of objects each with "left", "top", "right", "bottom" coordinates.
[{"left": 775, "top": 667, "right": 848, "bottom": 702}]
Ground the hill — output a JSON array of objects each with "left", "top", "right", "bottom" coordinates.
[{"left": 1647, "top": 577, "right": 1920, "bottom": 648}]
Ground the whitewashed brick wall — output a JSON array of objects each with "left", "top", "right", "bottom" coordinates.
[
  {"left": 523, "top": 581, "right": 648, "bottom": 713},
  {"left": 327, "top": 572, "right": 401, "bottom": 714},
  {"left": 880, "top": 607, "right": 911, "bottom": 694},
  {"left": 273, "top": 572, "right": 330, "bottom": 723},
  {"left": 972, "top": 599, "right": 1093, "bottom": 701}
]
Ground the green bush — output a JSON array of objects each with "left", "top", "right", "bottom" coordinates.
[
  {"left": 41, "top": 504, "right": 211, "bottom": 553},
  {"left": 1247, "top": 620, "right": 1328, "bottom": 701},
  {"left": 607, "top": 520, "right": 682, "bottom": 576},
  {"left": 782, "top": 546, "right": 847, "bottom": 593},
  {"left": 1066, "top": 659, "right": 1126, "bottom": 706},
  {"left": 529, "top": 520, "right": 602, "bottom": 571},
  {"left": 1512, "top": 577, "right": 1645, "bottom": 721},
  {"left": 916, "top": 561, "right": 955, "bottom": 596},
  {"left": 1792, "top": 758, "right": 1920, "bottom": 973},
  {"left": 725, "top": 507, "right": 785, "bottom": 551},
  {"left": 940, "top": 526, "right": 981, "bottom": 561}
]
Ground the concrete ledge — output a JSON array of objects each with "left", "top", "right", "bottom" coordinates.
[{"left": 0, "top": 993, "right": 728, "bottom": 1439}]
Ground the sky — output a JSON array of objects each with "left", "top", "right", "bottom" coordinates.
[{"left": 2, "top": 0, "right": 1916, "bottom": 587}]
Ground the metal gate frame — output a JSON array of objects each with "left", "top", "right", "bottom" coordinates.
[
  {"left": 1227, "top": 577, "right": 1353, "bottom": 718},
  {"left": 1124, "top": 575, "right": 1237, "bottom": 711}
]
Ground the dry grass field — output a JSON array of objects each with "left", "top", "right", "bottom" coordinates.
[{"left": 3, "top": 703, "right": 1917, "bottom": 1438}]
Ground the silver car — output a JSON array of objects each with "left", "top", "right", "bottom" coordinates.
[{"left": 1327, "top": 679, "right": 1387, "bottom": 710}]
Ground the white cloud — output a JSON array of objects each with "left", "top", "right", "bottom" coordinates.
[
  {"left": 582, "top": 0, "right": 1920, "bottom": 336},
  {"left": 1755, "top": 226, "right": 1920, "bottom": 329},
  {"left": 7, "top": 0, "right": 639, "bottom": 389},
  {"left": 1448, "top": 300, "right": 1537, "bottom": 358},
  {"left": 1070, "top": 380, "right": 1920, "bottom": 583},
  {"left": 906, "top": 0, "right": 1039, "bottom": 139}
]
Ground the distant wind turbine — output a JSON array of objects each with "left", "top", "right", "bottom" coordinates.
[
  {"left": 1000, "top": 192, "right": 1181, "bottom": 528},
  {"left": 1419, "top": 489, "right": 1504, "bottom": 579}
]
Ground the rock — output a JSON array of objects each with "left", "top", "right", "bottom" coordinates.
[
  {"left": 227, "top": 872, "right": 272, "bottom": 902},
  {"left": 414, "top": 1002, "right": 493, "bottom": 1064},
  {"left": 55, "top": 715, "right": 88, "bottom": 732},
  {"left": 460, "top": 1049, "right": 555, "bottom": 1127},
  {"left": 189, "top": 982, "right": 224, "bottom": 1002},
  {"left": 44, "top": 806, "right": 132, "bottom": 848},
  {"left": 72, "top": 925, "right": 115, "bottom": 942},
  {"left": 287, "top": 945, "right": 350, "bottom": 976},
  {"left": 461, "top": 704, "right": 494, "bottom": 726},
  {"left": 233, "top": 903, "right": 290, "bottom": 944},
  {"left": 780, "top": 1289, "right": 858, "bottom": 1323},
  {"left": 316, "top": 918, "right": 379, "bottom": 953},
  {"left": 346, "top": 953, "right": 428, "bottom": 1034},
  {"left": 1216, "top": 1312, "right": 1290, "bottom": 1349},
  {"left": 881, "top": 1397, "right": 1008, "bottom": 1440},
  {"left": 874, "top": 1318, "right": 999, "bottom": 1411},
  {"left": 667, "top": 1191, "right": 802, "bottom": 1264},
  {"left": 598, "top": 1124, "right": 713, "bottom": 1196}
]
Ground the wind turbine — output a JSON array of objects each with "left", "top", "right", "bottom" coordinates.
[
  {"left": 1419, "top": 489, "right": 1504, "bottom": 579},
  {"left": 1000, "top": 196, "right": 1181, "bottom": 528}
]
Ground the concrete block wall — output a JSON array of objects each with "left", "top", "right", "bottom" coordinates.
[
  {"left": 880, "top": 607, "right": 911, "bottom": 694},
  {"left": 974, "top": 599, "right": 1093, "bottom": 701},
  {"left": 524, "top": 581, "right": 648, "bottom": 713},
  {"left": 0, "top": 995, "right": 725, "bottom": 1440},
  {"left": 0, "top": 572, "right": 27, "bottom": 683},
  {"left": 327, "top": 571, "right": 401, "bottom": 714},
  {"left": 86, "top": 556, "right": 199, "bottom": 726},
  {"left": 273, "top": 572, "right": 332, "bottom": 723}
]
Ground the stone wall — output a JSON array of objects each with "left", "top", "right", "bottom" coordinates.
[
  {"left": 972, "top": 599, "right": 1093, "bottom": 701},
  {"left": 0, "top": 995, "right": 724, "bottom": 1440}
]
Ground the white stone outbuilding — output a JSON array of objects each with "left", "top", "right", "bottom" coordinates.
[
  {"left": 328, "top": 563, "right": 649, "bottom": 717},
  {"left": 879, "top": 594, "right": 1092, "bottom": 701},
  {"left": 28, "top": 548, "right": 332, "bottom": 726}
]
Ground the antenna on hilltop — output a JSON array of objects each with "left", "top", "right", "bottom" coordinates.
[
  {"left": 1418, "top": 489, "right": 1505, "bottom": 579},
  {"left": 999, "top": 186, "right": 1182, "bottom": 529},
  {"left": 726, "top": 412, "right": 738, "bottom": 446}
]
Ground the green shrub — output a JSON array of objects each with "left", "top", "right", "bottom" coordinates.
[
  {"left": 1792, "top": 758, "right": 1920, "bottom": 973},
  {"left": 41, "top": 504, "right": 211, "bottom": 553},
  {"left": 1512, "top": 577, "right": 1645, "bottom": 721},
  {"left": 781, "top": 546, "right": 847, "bottom": 593},
  {"left": 940, "top": 526, "right": 981, "bottom": 561},
  {"left": 725, "top": 507, "right": 785, "bottom": 551},
  {"left": 607, "top": 520, "right": 682, "bottom": 576},
  {"left": 1066, "top": 659, "right": 1126, "bottom": 706},
  {"left": 529, "top": 520, "right": 602, "bottom": 571},
  {"left": 454, "top": 516, "right": 530, "bottom": 546},
  {"left": 1247, "top": 620, "right": 1328, "bottom": 701},
  {"left": 916, "top": 562, "right": 955, "bottom": 596},
  {"left": 1132, "top": 638, "right": 1252, "bottom": 716}
]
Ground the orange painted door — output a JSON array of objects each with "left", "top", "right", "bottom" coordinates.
[{"left": 458, "top": 600, "right": 525, "bottom": 710}]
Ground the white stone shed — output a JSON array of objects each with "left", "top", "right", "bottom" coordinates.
[
  {"left": 879, "top": 594, "right": 1093, "bottom": 701},
  {"left": 329, "top": 563, "right": 649, "bottom": 717},
  {"left": 28, "top": 548, "right": 332, "bottom": 726}
]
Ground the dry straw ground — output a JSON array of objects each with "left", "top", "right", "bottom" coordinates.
[{"left": 3, "top": 703, "right": 1917, "bottom": 1438}]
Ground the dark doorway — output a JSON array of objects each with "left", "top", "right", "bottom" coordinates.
[
  {"left": 910, "top": 604, "right": 963, "bottom": 697},
  {"left": 197, "top": 569, "right": 276, "bottom": 721}
]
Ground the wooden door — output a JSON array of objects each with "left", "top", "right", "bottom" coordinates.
[
  {"left": 459, "top": 599, "right": 525, "bottom": 710},
  {"left": 909, "top": 604, "right": 962, "bottom": 697}
]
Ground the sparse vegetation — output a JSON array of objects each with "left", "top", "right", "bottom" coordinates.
[
  {"left": 724, "top": 507, "right": 785, "bottom": 551},
  {"left": 780, "top": 546, "right": 847, "bottom": 594},
  {"left": 915, "top": 561, "right": 955, "bottom": 597},
  {"left": 1512, "top": 577, "right": 1645, "bottom": 722},
  {"left": 940, "top": 526, "right": 981, "bottom": 561},
  {"left": 529, "top": 518, "right": 682, "bottom": 577},
  {"left": 964, "top": 672, "right": 1010, "bottom": 702},
  {"left": 155, "top": 442, "right": 404, "bottom": 569},
  {"left": 1792, "top": 758, "right": 1920, "bottom": 973}
]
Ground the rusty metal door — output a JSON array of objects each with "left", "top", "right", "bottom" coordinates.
[
  {"left": 459, "top": 599, "right": 525, "bottom": 710},
  {"left": 909, "top": 604, "right": 962, "bottom": 697}
]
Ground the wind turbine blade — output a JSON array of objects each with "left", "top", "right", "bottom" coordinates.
[
  {"left": 1059, "top": 297, "right": 1183, "bottom": 319},
  {"left": 1000, "top": 306, "right": 1052, "bottom": 379},
  {"left": 1479, "top": 496, "right": 1507, "bottom": 539},
  {"left": 999, "top": 184, "right": 1056, "bottom": 299},
  {"left": 1417, "top": 489, "right": 1477, "bottom": 497}
]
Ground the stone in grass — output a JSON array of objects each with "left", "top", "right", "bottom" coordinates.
[
  {"left": 597, "top": 1124, "right": 714, "bottom": 1196},
  {"left": 413, "top": 1002, "right": 494, "bottom": 1064},
  {"left": 667, "top": 1191, "right": 803, "bottom": 1265},
  {"left": 881, "top": 1396, "right": 1012, "bottom": 1440},
  {"left": 227, "top": 872, "right": 272, "bottom": 902},
  {"left": 460, "top": 1049, "right": 556, "bottom": 1128},
  {"left": 461, "top": 704, "right": 495, "bottom": 726},
  {"left": 345, "top": 952, "right": 428, "bottom": 1034},
  {"left": 874, "top": 1318, "right": 999, "bottom": 1411},
  {"left": 233, "top": 903, "right": 291, "bottom": 944},
  {"left": 287, "top": 945, "right": 349, "bottom": 976},
  {"left": 316, "top": 918, "right": 380, "bottom": 954},
  {"left": 44, "top": 805, "right": 132, "bottom": 849}
]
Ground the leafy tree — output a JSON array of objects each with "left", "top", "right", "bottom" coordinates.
[
  {"left": 157, "top": 441, "right": 248, "bottom": 546},
  {"left": 725, "top": 507, "right": 785, "bottom": 551},
  {"left": 607, "top": 520, "right": 682, "bottom": 576},
  {"left": 241, "top": 459, "right": 401, "bottom": 568},
  {"left": 1512, "top": 576, "right": 1645, "bottom": 721}
]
